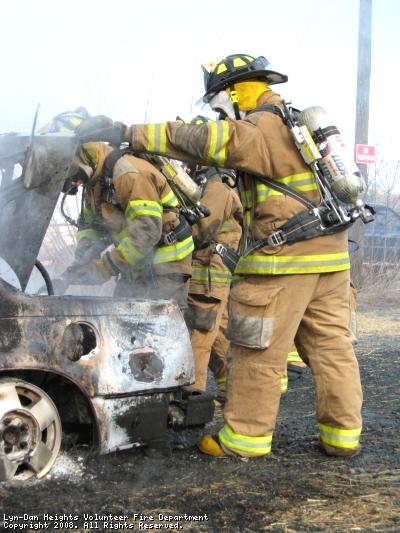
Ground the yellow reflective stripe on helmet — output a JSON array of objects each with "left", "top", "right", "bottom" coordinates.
[
  {"left": 219, "top": 424, "right": 272, "bottom": 455},
  {"left": 76, "top": 228, "right": 102, "bottom": 243},
  {"left": 70, "top": 115, "right": 84, "bottom": 127},
  {"left": 216, "top": 63, "right": 227, "bottom": 74},
  {"left": 148, "top": 123, "right": 168, "bottom": 154},
  {"left": 161, "top": 189, "right": 179, "bottom": 207},
  {"left": 218, "top": 219, "right": 233, "bottom": 233},
  {"left": 281, "top": 376, "right": 288, "bottom": 392},
  {"left": 287, "top": 350, "right": 302, "bottom": 364},
  {"left": 125, "top": 200, "right": 162, "bottom": 222},
  {"left": 236, "top": 252, "right": 350, "bottom": 275},
  {"left": 233, "top": 57, "right": 247, "bottom": 68},
  {"left": 116, "top": 237, "right": 144, "bottom": 265},
  {"left": 206, "top": 121, "right": 229, "bottom": 166},
  {"left": 318, "top": 423, "right": 361, "bottom": 449},
  {"left": 192, "top": 266, "right": 232, "bottom": 284},
  {"left": 153, "top": 236, "right": 194, "bottom": 264}
]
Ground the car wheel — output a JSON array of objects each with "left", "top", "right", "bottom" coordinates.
[{"left": 0, "top": 378, "right": 62, "bottom": 481}]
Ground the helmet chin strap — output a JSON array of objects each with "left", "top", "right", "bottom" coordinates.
[
  {"left": 208, "top": 90, "right": 246, "bottom": 120},
  {"left": 229, "top": 85, "right": 242, "bottom": 120}
]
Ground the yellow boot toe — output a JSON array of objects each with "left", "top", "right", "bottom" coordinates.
[{"left": 199, "top": 435, "right": 227, "bottom": 457}]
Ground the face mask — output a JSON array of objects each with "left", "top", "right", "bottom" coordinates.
[
  {"left": 208, "top": 91, "right": 247, "bottom": 120},
  {"left": 62, "top": 163, "right": 93, "bottom": 194}
]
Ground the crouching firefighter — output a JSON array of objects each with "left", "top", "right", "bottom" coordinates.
[{"left": 46, "top": 141, "right": 194, "bottom": 308}]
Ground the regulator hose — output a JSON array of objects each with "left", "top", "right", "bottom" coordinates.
[{"left": 34, "top": 260, "right": 54, "bottom": 295}]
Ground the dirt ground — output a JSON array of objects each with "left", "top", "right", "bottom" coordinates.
[{"left": 1, "top": 294, "right": 400, "bottom": 533}]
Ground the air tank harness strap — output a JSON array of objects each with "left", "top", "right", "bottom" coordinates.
[
  {"left": 247, "top": 104, "right": 288, "bottom": 122},
  {"left": 212, "top": 243, "right": 240, "bottom": 275},
  {"left": 244, "top": 209, "right": 324, "bottom": 256},
  {"left": 101, "top": 147, "right": 133, "bottom": 204},
  {"left": 244, "top": 175, "right": 349, "bottom": 256},
  {"left": 160, "top": 213, "right": 193, "bottom": 246}
]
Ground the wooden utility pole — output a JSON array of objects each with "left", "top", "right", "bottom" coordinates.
[{"left": 350, "top": 0, "right": 372, "bottom": 286}]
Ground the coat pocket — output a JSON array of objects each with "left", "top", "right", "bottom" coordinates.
[{"left": 225, "top": 282, "right": 284, "bottom": 349}]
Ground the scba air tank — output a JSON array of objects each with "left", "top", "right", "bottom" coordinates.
[
  {"left": 298, "top": 106, "right": 366, "bottom": 207},
  {"left": 167, "top": 158, "right": 202, "bottom": 204}
]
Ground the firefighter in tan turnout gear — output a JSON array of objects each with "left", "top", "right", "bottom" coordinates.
[
  {"left": 77, "top": 53, "right": 365, "bottom": 458},
  {"left": 183, "top": 157, "right": 243, "bottom": 391},
  {"left": 48, "top": 141, "right": 194, "bottom": 306}
]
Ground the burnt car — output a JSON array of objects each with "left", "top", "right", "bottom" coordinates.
[
  {"left": 363, "top": 203, "right": 400, "bottom": 262},
  {"left": 0, "top": 132, "right": 214, "bottom": 481}
]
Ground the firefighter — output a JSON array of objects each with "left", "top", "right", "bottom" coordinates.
[
  {"left": 183, "top": 153, "right": 243, "bottom": 391},
  {"left": 47, "top": 141, "right": 194, "bottom": 308},
  {"left": 76, "top": 53, "right": 363, "bottom": 458}
]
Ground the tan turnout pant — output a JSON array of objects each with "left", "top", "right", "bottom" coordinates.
[
  {"left": 185, "top": 295, "right": 228, "bottom": 390},
  {"left": 223, "top": 270, "right": 363, "bottom": 457},
  {"left": 208, "top": 303, "right": 230, "bottom": 382}
]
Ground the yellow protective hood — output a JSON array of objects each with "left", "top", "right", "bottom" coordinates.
[
  {"left": 80, "top": 142, "right": 114, "bottom": 185},
  {"left": 227, "top": 81, "right": 271, "bottom": 111}
]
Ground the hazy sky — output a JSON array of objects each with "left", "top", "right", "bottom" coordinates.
[{"left": 1, "top": 0, "right": 398, "bottom": 159}]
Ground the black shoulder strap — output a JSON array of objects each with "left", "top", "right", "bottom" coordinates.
[
  {"left": 247, "top": 104, "right": 285, "bottom": 119},
  {"left": 103, "top": 147, "right": 132, "bottom": 179},
  {"left": 101, "top": 147, "right": 133, "bottom": 203}
]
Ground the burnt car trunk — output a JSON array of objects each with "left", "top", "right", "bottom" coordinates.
[{"left": 0, "top": 133, "right": 214, "bottom": 481}]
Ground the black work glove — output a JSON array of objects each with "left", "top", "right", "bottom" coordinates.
[{"left": 76, "top": 115, "right": 127, "bottom": 146}]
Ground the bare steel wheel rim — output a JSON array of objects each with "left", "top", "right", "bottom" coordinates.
[{"left": 0, "top": 378, "right": 62, "bottom": 481}]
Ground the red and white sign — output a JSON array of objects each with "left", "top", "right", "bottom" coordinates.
[{"left": 356, "top": 144, "right": 376, "bottom": 164}]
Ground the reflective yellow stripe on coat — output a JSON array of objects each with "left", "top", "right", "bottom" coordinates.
[
  {"left": 191, "top": 266, "right": 232, "bottom": 285},
  {"left": 115, "top": 233, "right": 144, "bottom": 265},
  {"left": 206, "top": 121, "right": 230, "bottom": 167},
  {"left": 154, "top": 236, "right": 194, "bottom": 264},
  {"left": 219, "top": 424, "right": 272, "bottom": 455},
  {"left": 318, "top": 423, "right": 361, "bottom": 450},
  {"left": 76, "top": 228, "right": 103, "bottom": 243},
  {"left": 241, "top": 172, "right": 317, "bottom": 209},
  {"left": 218, "top": 218, "right": 233, "bottom": 233},
  {"left": 147, "top": 123, "right": 168, "bottom": 154},
  {"left": 82, "top": 204, "right": 94, "bottom": 224},
  {"left": 161, "top": 189, "right": 179, "bottom": 208},
  {"left": 125, "top": 200, "right": 162, "bottom": 222},
  {"left": 236, "top": 252, "right": 350, "bottom": 275}
]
